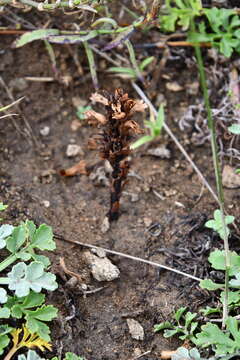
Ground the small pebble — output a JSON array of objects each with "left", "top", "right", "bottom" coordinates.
[
  {"left": 91, "top": 248, "right": 106, "bottom": 258},
  {"left": 222, "top": 165, "right": 240, "bottom": 188},
  {"left": 101, "top": 216, "right": 110, "bottom": 233},
  {"left": 66, "top": 144, "right": 83, "bottom": 157},
  {"left": 127, "top": 319, "right": 144, "bottom": 341},
  {"left": 147, "top": 146, "right": 171, "bottom": 158},
  {"left": 42, "top": 200, "right": 50, "bottom": 208},
  {"left": 40, "top": 126, "right": 50, "bottom": 136},
  {"left": 71, "top": 120, "right": 81, "bottom": 131},
  {"left": 143, "top": 217, "right": 152, "bottom": 227},
  {"left": 84, "top": 251, "right": 120, "bottom": 282},
  {"left": 166, "top": 81, "right": 183, "bottom": 92}
]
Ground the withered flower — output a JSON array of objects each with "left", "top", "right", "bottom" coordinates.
[{"left": 86, "top": 88, "right": 147, "bottom": 221}]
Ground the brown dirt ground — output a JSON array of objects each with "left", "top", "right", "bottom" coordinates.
[{"left": 0, "top": 7, "right": 240, "bottom": 360}]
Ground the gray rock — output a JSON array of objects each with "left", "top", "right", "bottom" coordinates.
[
  {"left": 147, "top": 146, "right": 171, "bottom": 158},
  {"left": 66, "top": 144, "right": 83, "bottom": 157},
  {"left": 84, "top": 251, "right": 120, "bottom": 281},
  {"left": 126, "top": 319, "right": 144, "bottom": 340}
]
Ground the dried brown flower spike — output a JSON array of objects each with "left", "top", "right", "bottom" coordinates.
[{"left": 86, "top": 88, "right": 147, "bottom": 222}]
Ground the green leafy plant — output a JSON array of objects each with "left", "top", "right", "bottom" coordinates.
[
  {"left": 0, "top": 215, "right": 58, "bottom": 358},
  {"left": 192, "top": 317, "right": 240, "bottom": 356},
  {"left": 154, "top": 307, "right": 198, "bottom": 341},
  {"left": 228, "top": 124, "right": 240, "bottom": 135},
  {"left": 159, "top": 0, "right": 202, "bottom": 32},
  {"left": 205, "top": 210, "right": 234, "bottom": 241},
  {"left": 76, "top": 106, "right": 92, "bottom": 120},
  {"left": 107, "top": 56, "right": 154, "bottom": 80},
  {"left": 131, "top": 104, "right": 164, "bottom": 149},
  {"left": 189, "top": 8, "right": 240, "bottom": 57}
]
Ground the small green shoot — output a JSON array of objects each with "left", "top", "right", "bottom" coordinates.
[
  {"left": 107, "top": 56, "right": 154, "bottom": 80},
  {"left": 76, "top": 105, "right": 92, "bottom": 120},
  {"left": 154, "top": 307, "right": 198, "bottom": 341},
  {"left": 228, "top": 124, "right": 240, "bottom": 135},
  {"left": 205, "top": 210, "right": 234, "bottom": 240},
  {"left": 131, "top": 104, "right": 164, "bottom": 149},
  {"left": 0, "top": 203, "right": 8, "bottom": 211}
]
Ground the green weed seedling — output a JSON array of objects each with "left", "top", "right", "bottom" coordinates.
[
  {"left": 228, "top": 124, "right": 240, "bottom": 135},
  {"left": 154, "top": 307, "right": 198, "bottom": 341},
  {"left": 205, "top": 210, "right": 234, "bottom": 241},
  {"left": 76, "top": 105, "right": 92, "bottom": 120},
  {"left": 0, "top": 215, "right": 58, "bottom": 358},
  {"left": 107, "top": 55, "right": 154, "bottom": 81},
  {"left": 131, "top": 104, "right": 164, "bottom": 149}
]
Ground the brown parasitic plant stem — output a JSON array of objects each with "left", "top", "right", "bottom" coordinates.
[{"left": 86, "top": 88, "right": 146, "bottom": 221}]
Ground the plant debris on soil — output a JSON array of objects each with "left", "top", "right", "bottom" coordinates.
[{"left": 1, "top": 4, "right": 240, "bottom": 360}]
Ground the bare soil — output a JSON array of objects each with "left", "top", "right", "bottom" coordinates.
[{"left": 0, "top": 7, "right": 240, "bottom": 359}]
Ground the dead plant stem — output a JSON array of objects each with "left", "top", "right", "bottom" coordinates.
[{"left": 55, "top": 234, "right": 202, "bottom": 282}]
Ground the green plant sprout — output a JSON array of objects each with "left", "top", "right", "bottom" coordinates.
[
  {"left": 205, "top": 210, "right": 234, "bottom": 241},
  {"left": 76, "top": 105, "right": 92, "bottom": 120},
  {"left": 154, "top": 307, "right": 198, "bottom": 341},
  {"left": 107, "top": 55, "right": 154, "bottom": 80},
  {"left": 228, "top": 124, "right": 240, "bottom": 135},
  {"left": 131, "top": 104, "right": 164, "bottom": 149},
  {"left": 0, "top": 203, "right": 8, "bottom": 212}
]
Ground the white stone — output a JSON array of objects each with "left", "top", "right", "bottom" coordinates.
[
  {"left": 40, "top": 126, "right": 50, "bottom": 136},
  {"left": 84, "top": 251, "right": 120, "bottom": 282},
  {"left": 66, "top": 144, "right": 83, "bottom": 157},
  {"left": 126, "top": 319, "right": 144, "bottom": 340}
]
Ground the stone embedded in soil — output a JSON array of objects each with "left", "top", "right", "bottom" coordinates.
[
  {"left": 126, "top": 319, "right": 144, "bottom": 341},
  {"left": 9, "top": 77, "right": 28, "bottom": 92},
  {"left": 147, "top": 146, "right": 171, "bottom": 159},
  {"left": 84, "top": 251, "right": 120, "bottom": 282},
  {"left": 66, "top": 144, "right": 83, "bottom": 157},
  {"left": 40, "top": 126, "right": 50, "bottom": 136},
  {"left": 42, "top": 200, "right": 50, "bottom": 208},
  {"left": 222, "top": 165, "right": 240, "bottom": 188},
  {"left": 101, "top": 216, "right": 110, "bottom": 233},
  {"left": 91, "top": 248, "right": 106, "bottom": 258},
  {"left": 166, "top": 81, "right": 183, "bottom": 92}
]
